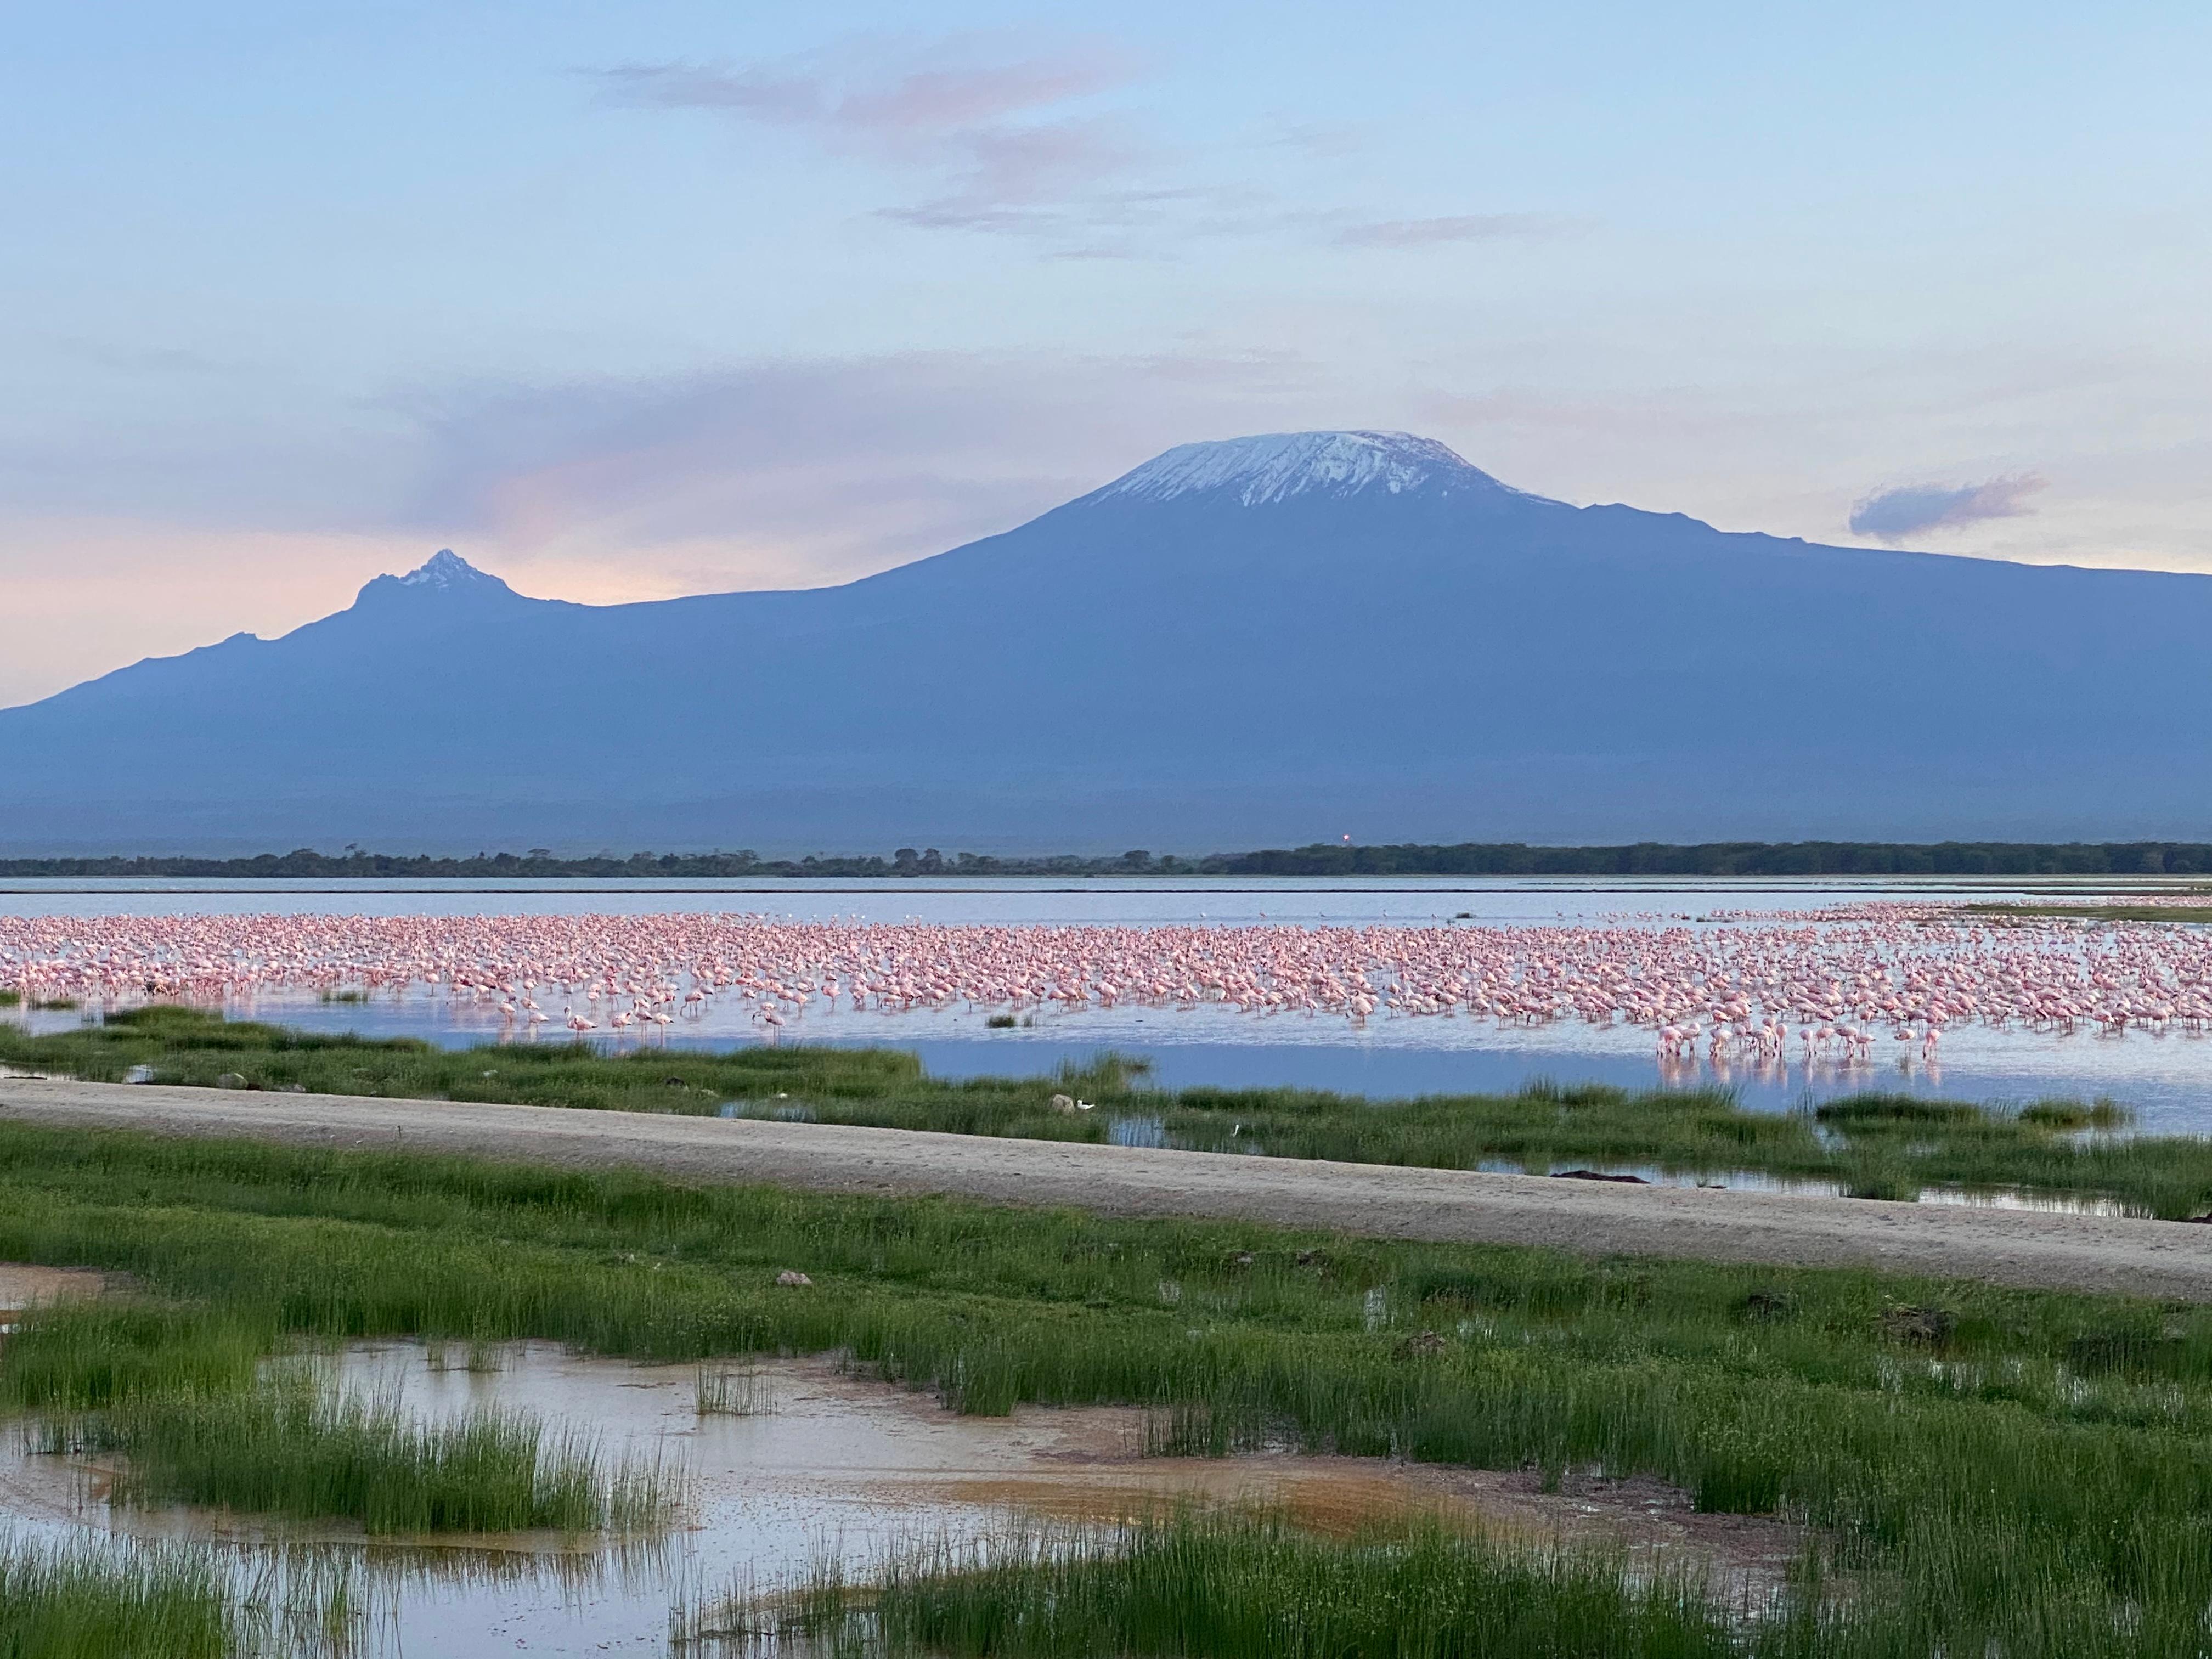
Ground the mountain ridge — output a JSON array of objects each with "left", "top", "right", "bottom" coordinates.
[{"left": 4, "top": 430, "right": 2208, "bottom": 854}]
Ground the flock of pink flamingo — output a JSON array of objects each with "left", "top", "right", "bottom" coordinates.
[{"left": 3, "top": 903, "right": 2210, "bottom": 1059}]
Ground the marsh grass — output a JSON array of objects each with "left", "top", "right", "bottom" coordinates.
[
  {"left": 42, "top": 1380, "right": 679, "bottom": 1534},
  {"left": 1970, "top": 902, "right": 2212, "bottom": 926},
  {"left": 0, "top": 1299, "right": 270, "bottom": 1412},
  {"left": 12, "top": 1123, "right": 2212, "bottom": 1647},
  {"left": 8, "top": 1006, "right": 2212, "bottom": 1215},
  {"left": 682, "top": 1514, "right": 1745, "bottom": 1657},
  {"left": 3, "top": 1294, "right": 678, "bottom": 1537},
  {"left": 0, "top": 1533, "right": 234, "bottom": 1658},
  {"left": 695, "top": 1365, "right": 780, "bottom": 1417},
  {"left": 2017, "top": 1096, "right": 2131, "bottom": 1130},
  {"left": 0, "top": 1529, "right": 374, "bottom": 1658}
]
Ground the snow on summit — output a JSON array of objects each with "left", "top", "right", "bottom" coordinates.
[{"left": 1090, "top": 430, "right": 1527, "bottom": 507}]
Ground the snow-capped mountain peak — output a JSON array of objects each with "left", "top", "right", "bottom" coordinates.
[{"left": 1086, "top": 430, "right": 1538, "bottom": 508}]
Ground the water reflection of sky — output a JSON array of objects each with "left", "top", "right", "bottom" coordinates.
[
  {"left": 211, "top": 990, "right": 2212, "bottom": 1131},
  {"left": 6, "top": 877, "right": 2212, "bottom": 1130},
  {"left": 0, "top": 872, "right": 2105, "bottom": 926},
  {"left": 0, "top": 1339, "right": 1138, "bottom": 1658}
]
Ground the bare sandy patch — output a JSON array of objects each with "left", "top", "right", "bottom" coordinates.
[{"left": 0, "top": 1262, "right": 111, "bottom": 1321}]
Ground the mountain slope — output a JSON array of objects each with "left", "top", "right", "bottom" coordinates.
[{"left": 4, "top": 430, "right": 2208, "bottom": 852}]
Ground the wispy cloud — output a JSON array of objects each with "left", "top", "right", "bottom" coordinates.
[
  {"left": 590, "top": 41, "right": 1153, "bottom": 245},
  {"left": 590, "top": 39, "right": 1572, "bottom": 258},
  {"left": 1334, "top": 213, "right": 1589, "bottom": 248},
  {"left": 1849, "top": 475, "right": 2045, "bottom": 541},
  {"left": 592, "top": 53, "right": 1132, "bottom": 135}
]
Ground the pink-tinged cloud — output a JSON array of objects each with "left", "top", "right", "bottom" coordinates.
[
  {"left": 591, "top": 43, "right": 1153, "bottom": 243},
  {"left": 1334, "top": 213, "right": 1588, "bottom": 247},
  {"left": 834, "top": 62, "right": 1133, "bottom": 133},
  {"left": 1849, "top": 475, "right": 2045, "bottom": 541},
  {"left": 593, "top": 52, "right": 1136, "bottom": 137}
]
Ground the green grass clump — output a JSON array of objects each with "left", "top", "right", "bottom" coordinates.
[
  {"left": 2018, "top": 1096, "right": 2131, "bottom": 1131},
  {"left": 0, "top": 1299, "right": 270, "bottom": 1413},
  {"left": 714, "top": 1514, "right": 1742, "bottom": 1658},
  {"left": 0, "top": 988, "right": 20, "bottom": 1007},
  {"left": 1970, "top": 902, "right": 2212, "bottom": 926},
  {"left": 695, "top": 1364, "right": 778, "bottom": 1417},
  {"left": 9, "top": 1007, "right": 2212, "bottom": 1216},
  {"left": 51, "top": 1382, "right": 675, "bottom": 1534},
  {"left": 1, "top": 1285, "right": 674, "bottom": 1537},
  {"left": 1813, "top": 1094, "right": 1984, "bottom": 1127},
  {"left": 0, "top": 1536, "right": 233, "bottom": 1659}
]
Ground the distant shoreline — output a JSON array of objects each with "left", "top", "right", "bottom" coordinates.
[{"left": 3, "top": 840, "right": 2210, "bottom": 880}]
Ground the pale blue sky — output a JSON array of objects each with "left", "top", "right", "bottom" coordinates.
[{"left": 5, "top": 1, "right": 2208, "bottom": 702}]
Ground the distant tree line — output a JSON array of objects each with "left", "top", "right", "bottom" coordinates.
[
  {"left": 1210, "top": 841, "right": 2212, "bottom": 877},
  {"left": 1, "top": 840, "right": 2208, "bottom": 879}
]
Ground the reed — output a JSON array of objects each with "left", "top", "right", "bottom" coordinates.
[
  {"left": 0, "top": 1299, "right": 270, "bottom": 1412},
  {"left": 0, "top": 1534, "right": 234, "bottom": 1659},
  {"left": 695, "top": 1365, "right": 780, "bottom": 1417},
  {"left": 690, "top": 1514, "right": 1743, "bottom": 1657},
  {"left": 49, "top": 1380, "right": 680, "bottom": 1535}
]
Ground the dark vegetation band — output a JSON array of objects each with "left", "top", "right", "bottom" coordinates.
[{"left": 5, "top": 840, "right": 2212, "bottom": 879}]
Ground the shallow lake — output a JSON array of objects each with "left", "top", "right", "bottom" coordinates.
[{"left": 6, "top": 876, "right": 2212, "bottom": 1127}]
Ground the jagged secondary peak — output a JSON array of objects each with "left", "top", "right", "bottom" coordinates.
[
  {"left": 399, "top": 549, "right": 507, "bottom": 591},
  {"left": 1086, "top": 430, "right": 1545, "bottom": 508},
  {"left": 355, "top": 550, "right": 521, "bottom": 607}
]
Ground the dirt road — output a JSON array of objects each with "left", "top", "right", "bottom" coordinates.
[{"left": 7, "top": 1076, "right": 2211, "bottom": 1299}]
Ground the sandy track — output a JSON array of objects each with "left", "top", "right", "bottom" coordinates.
[{"left": 6, "top": 1076, "right": 2212, "bottom": 1300}]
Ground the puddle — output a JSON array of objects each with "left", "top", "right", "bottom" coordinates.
[
  {"left": 1464, "top": 1166, "right": 2137, "bottom": 1216},
  {"left": 1476, "top": 1161, "right": 1846, "bottom": 1198},
  {"left": 0, "top": 1337, "right": 1819, "bottom": 1652},
  {"left": 2, "top": 1342, "right": 1138, "bottom": 1655},
  {"left": 1915, "top": 1185, "right": 2134, "bottom": 1217}
]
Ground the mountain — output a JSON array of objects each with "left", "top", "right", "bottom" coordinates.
[{"left": 4, "top": 429, "right": 2210, "bottom": 853}]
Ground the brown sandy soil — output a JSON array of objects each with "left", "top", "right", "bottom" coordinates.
[
  {"left": 7, "top": 1077, "right": 2212, "bottom": 1299},
  {"left": 706, "top": 1361, "right": 1813, "bottom": 1607},
  {"left": 0, "top": 1262, "right": 111, "bottom": 1323},
  {"left": 912, "top": 1461, "right": 1809, "bottom": 1609}
]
